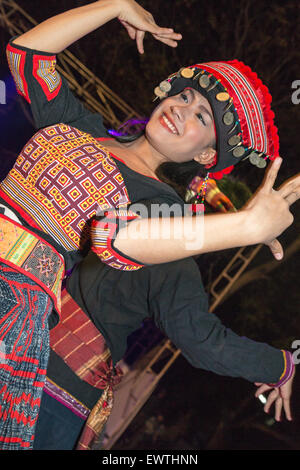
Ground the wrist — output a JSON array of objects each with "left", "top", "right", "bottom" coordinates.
[
  {"left": 268, "top": 350, "right": 295, "bottom": 388},
  {"left": 99, "top": 0, "right": 122, "bottom": 17},
  {"left": 107, "top": 0, "right": 125, "bottom": 18}
]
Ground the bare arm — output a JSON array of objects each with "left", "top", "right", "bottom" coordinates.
[
  {"left": 113, "top": 158, "right": 299, "bottom": 264},
  {"left": 12, "top": 0, "right": 181, "bottom": 54}
]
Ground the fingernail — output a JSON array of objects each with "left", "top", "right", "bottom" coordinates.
[{"left": 275, "top": 253, "right": 282, "bottom": 260}]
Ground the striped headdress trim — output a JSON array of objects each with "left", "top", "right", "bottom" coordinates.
[{"left": 196, "top": 60, "right": 279, "bottom": 159}]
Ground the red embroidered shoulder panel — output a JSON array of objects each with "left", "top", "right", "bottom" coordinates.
[{"left": 0, "top": 124, "right": 131, "bottom": 252}]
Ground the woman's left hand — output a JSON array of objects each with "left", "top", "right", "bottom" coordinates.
[{"left": 254, "top": 368, "right": 295, "bottom": 422}]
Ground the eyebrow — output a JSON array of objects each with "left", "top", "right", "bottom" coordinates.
[{"left": 185, "top": 87, "right": 214, "bottom": 122}]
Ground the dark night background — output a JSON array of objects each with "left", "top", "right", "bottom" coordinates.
[{"left": 0, "top": 0, "right": 300, "bottom": 450}]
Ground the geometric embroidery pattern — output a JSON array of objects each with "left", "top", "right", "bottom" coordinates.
[
  {"left": 91, "top": 209, "right": 144, "bottom": 271},
  {"left": 32, "top": 54, "right": 62, "bottom": 101},
  {"left": 6, "top": 43, "right": 30, "bottom": 103},
  {"left": 0, "top": 124, "right": 131, "bottom": 252},
  {"left": 0, "top": 215, "right": 64, "bottom": 313}
]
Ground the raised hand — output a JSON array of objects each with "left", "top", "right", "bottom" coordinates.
[
  {"left": 117, "top": 0, "right": 182, "bottom": 53},
  {"left": 243, "top": 157, "right": 300, "bottom": 260}
]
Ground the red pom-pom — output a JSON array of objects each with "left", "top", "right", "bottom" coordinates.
[{"left": 209, "top": 165, "right": 234, "bottom": 180}]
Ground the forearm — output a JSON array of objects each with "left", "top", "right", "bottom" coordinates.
[
  {"left": 113, "top": 210, "right": 257, "bottom": 264},
  {"left": 12, "top": 0, "right": 120, "bottom": 53}
]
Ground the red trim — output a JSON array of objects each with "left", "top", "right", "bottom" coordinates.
[
  {"left": 192, "top": 60, "right": 280, "bottom": 159},
  {"left": 32, "top": 54, "right": 62, "bottom": 102},
  {"left": 103, "top": 210, "right": 139, "bottom": 221},
  {"left": 6, "top": 43, "right": 30, "bottom": 103},
  {"left": 229, "top": 60, "right": 280, "bottom": 159},
  {"left": 209, "top": 165, "right": 234, "bottom": 180},
  {"left": 91, "top": 218, "right": 144, "bottom": 268},
  {"left": 105, "top": 234, "right": 144, "bottom": 267},
  {"left": 0, "top": 189, "right": 41, "bottom": 229}
]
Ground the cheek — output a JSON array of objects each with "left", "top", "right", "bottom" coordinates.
[
  {"left": 183, "top": 125, "right": 206, "bottom": 151},
  {"left": 187, "top": 123, "right": 215, "bottom": 152}
]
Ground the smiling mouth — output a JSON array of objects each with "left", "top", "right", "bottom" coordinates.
[{"left": 159, "top": 113, "right": 179, "bottom": 135}]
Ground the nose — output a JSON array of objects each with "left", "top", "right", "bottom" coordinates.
[{"left": 170, "top": 104, "right": 186, "bottom": 123}]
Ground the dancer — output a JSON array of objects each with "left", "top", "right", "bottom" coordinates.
[{"left": 1, "top": 0, "right": 298, "bottom": 450}]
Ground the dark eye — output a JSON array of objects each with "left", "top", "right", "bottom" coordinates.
[
  {"left": 180, "top": 93, "right": 189, "bottom": 103},
  {"left": 197, "top": 113, "right": 206, "bottom": 126}
]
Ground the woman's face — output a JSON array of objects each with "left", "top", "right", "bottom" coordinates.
[{"left": 145, "top": 88, "right": 216, "bottom": 165}]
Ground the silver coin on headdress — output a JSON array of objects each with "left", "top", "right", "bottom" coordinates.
[
  {"left": 228, "top": 135, "right": 241, "bottom": 146},
  {"left": 199, "top": 74, "right": 210, "bottom": 88},
  {"left": 256, "top": 157, "right": 267, "bottom": 168},
  {"left": 223, "top": 111, "right": 234, "bottom": 126},
  {"left": 249, "top": 152, "right": 260, "bottom": 166},
  {"left": 159, "top": 80, "right": 172, "bottom": 93},
  {"left": 154, "top": 86, "right": 167, "bottom": 99},
  {"left": 232, "top": 146, "right": 245, "bottom": 158}
]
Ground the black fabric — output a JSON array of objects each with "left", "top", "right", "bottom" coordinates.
[
  {"left": 46, "top": 350, "right": 101, "bottom": 410},
  {"left": 67, "top": 250, "right": 284, "bottom": 386}
]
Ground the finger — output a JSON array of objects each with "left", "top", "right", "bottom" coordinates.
[
  {"left": 266, "top": 238, "right": 284, "bottom": 260},
  {"left": 277, "top": 174, "right": 300, "bottom": 200},
  {"left": 264, "top": 389, "right": 279, "bottom": 413},
  {"left": 153, "top": 31, "right": 183, "bottom": 39},
  {"left": 136, "top": 30, "right": 145, "bottom": 54},
  {"left": 255, "top": 384, "right": 272, "bottom": 397},
  {"left": 146, "top": 23, "right": 178, "bottom": 37},
  {"left": 147, "top": 19, "right": 182, "bottom": 39},
  {"left": 282, "top": 397, "right": 292, "bottom": 421},
  {"left": 274, "top": 396, "right": 283, "bottom": 421},
  {"left": 285, "top": 192, "right": 300, "bottom": 206},
  {"left": 152, "top": 34, "right": 179, "bottom": 47},
  {"left": 119, "top": 19, "right": 136, "bottom": 40},
  {"left": 261, "top": 157, "right": 282, "bottom": 194},
  {"left": 279, "top": 180, "right": 300, "bottom": 206}
]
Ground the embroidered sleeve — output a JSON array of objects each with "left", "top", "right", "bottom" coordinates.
[
  {"left": 6, "top": 38, "right": 108, "bottom": 137},
  {"left": 90, "top": 208, "right": 145, "bottom": 271},
  {"left": 268, "top": 350, "right": 295, "bottom": 388},
  {"left": 6, "top": 42, "right": 61, "bottom": 103}
]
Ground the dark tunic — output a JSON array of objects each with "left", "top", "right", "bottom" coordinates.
[{"left": 6, "top": 39, "right": 286, "bottom": 412}]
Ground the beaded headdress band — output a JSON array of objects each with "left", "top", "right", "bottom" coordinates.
[{"left": 153, "top": 60, "right": 280, "bottom": 180}]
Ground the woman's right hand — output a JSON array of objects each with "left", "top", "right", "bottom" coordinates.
[
  {"left": 243, "top": 157, "right": 299, "bottom": 259},
  {"left": 115, "top": 0, "right": 182, "bottom": 53}
]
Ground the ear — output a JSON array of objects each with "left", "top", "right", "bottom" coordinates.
[{"left": 193, "top": 147, "right": 216, "bottom": 165}]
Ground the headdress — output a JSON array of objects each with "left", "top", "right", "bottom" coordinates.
[{"left": 154, "top": 60, "right": 280, "bottom": 180}]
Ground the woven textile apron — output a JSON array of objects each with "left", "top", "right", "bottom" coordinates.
[{"left": 0, "top": 214, "right": 64, "bottom": 450}]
